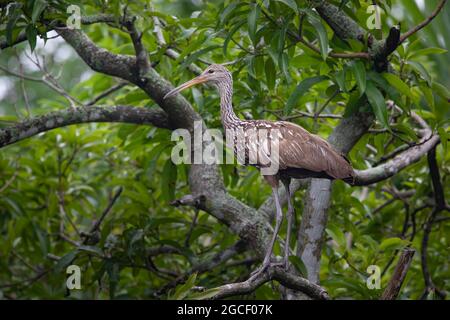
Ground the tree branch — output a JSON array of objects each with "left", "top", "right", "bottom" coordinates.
[
  {"left": 85, "top": 82, "right": 127, "bottom": 106},
  {"left": 353, "top": 134, "right": 440, "bottom": 186},
  {"left": 420, "top": 146, "right": 447, "bottom": 299},
  {"left": 381, "top": 248, "right": 415, "bottom": 300},
  {"left": 123, "top": 16, "right": 151, "bottom": 81},
  {"left": 208, "top": 265, "right": 329, "bottom": 300},
  {"left": 399, "top": 0, "right": 448, "bottom": 45},
  {"left": 154, "top": 240, "right": 248, "bottom": 296},
  {"left": 353, "top": 111, "right": 440, "bottom": 186},
  {"left": 0, "top": 105, "right": 170, "bottom": 148}
]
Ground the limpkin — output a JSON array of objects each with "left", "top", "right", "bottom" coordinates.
[{"left": 164, "top": 64, "right": 354, "bottom": 276}]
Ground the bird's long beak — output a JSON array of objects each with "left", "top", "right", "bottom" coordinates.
[{"left": 163, "top": 75, "right": 207, "bottom": 99}]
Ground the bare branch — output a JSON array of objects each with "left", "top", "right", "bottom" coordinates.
[
  {"left": 381, "top": 248, "right": 415, "bottom": 300},
  {"left": 82, "top": 187, "right": 123, "bottom": 245},
  {"left": 0, "top": 171, "right": 18, "bottom": 194},
  {"left": 208, "top": 265, "right": 329, "bottom": 300},
  {"left": 399, "top": 0, "right": 448, "bottom": 45},
  {"left": 147, "top": 245, "right": 183, "bottom": 257},
  {"left": 85, "top": 82, "right": 127, "bottom": 106},
  {"left": 420, "top": 146, "right": 447, "bottom": 300},
  {"left": 0, "top": 105, "right": 170, "bottom": 148}
]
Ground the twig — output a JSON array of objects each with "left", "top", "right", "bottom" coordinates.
[
  {"left": 261, "top": 9, "right": 369, "bottom": 60},
  {"left": 154, "top": 240, "right": 247, "bottom": 297},
  {"left": 381, "top": 248, "right": 415, "bottom": 300},
  {"left": 184, "top": 209, "right": 199, "bottom": 247},
  {"left": 266, "top": 109, "right": 342, "bottom": 121},
  {"left": 85, "top": 82, "right": 127, "bottom": 106},
  {"left": 0, "top": 269, "right": 49, "bottom": 290},
  {"left": 0, "top": 171, "right": 18, "bottom": 194},
  {"left": 151, "top": 13, "right": 203, "bottom": 75},
  {"left": 85, "top": 187, "right": 123, "bottom": 241},
  {"left": 13, "top": 50, "right": 32, "bottom": 117},
  {"left": 11, "top": 250, "right": 39, "bottom": 273},
  {"left": 399, "top": 0, "right": 447, "bottom": 45},
  {"left": 315, "top": 89, "right": 340, "bottom": 117}
]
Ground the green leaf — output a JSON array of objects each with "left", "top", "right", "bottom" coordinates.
[
  {"left": 247, "top": 4, "right": 260, "bottom": 44},
  {"left": 173, "top": 273, "right": 197, "bottom": 300},
  {"left": 223, "top": 20, "right": 246, "bottom": 56},
  {"left": 106, "top": 261, "right": 120, "bottom": 299},
  {"left": 32, "top": 0, "right": 47, "bottom": 23},
  {"left": 265, "top": 57, "right": 276, "bottom": 90},
  {"left": 326, "top": 223, "right": 346, "bottom": 249},
  {"left": 344, "top": 90, "right": 363, "bottom": 117},
  {"left": 25, "top": 24, "right": 38, "bottom": 52},
  {"left": 176, "top": 30, "right": 207, "bottom": 63},
  {"left": 334, "top": 69, "right": 346, "bottom": 92},
  {"left": 6, "top": 3, "right": 22, "bottom": 45},
  {"left": 289, "top": 256, "right": 308, "bottom": 278},
  {"left": 189, "top": 287, "right": 221, "bottom": 300},
  {"left": 220, "top": 2, "right": 240, "bottom": 24},
  {"left": 351, "top": 61, "right": 366, "bottom": 95},
  {"left": 431, "top": 82, "right": 450, "bottom": 101},
  {"left": 379, "top": 237, "right": 409, "bottom": 251},
  {"left": 437, "top": 127, "right": 447, "bottom": 154},
  {"left": 54, "top": 250, "right": 78, "bottom": 273},
  {"left": 382, "top": 73, "right": 411, "bottom": 97},
  {"left": 275, "top": 0, "right": 298, "bottom": 12},
  {"left": 407, "top": 61, "right": 431, "bottom": 86},
  {"left": 408, "top": 47, "right": 447, "bottom": 59},
  {"left": 279, "top": 52, "right": 290, "bottom": 82},
  {"left": 180, "top": 45, "right": 221, "bottom": 69},
  {"left": 284, "top": 75, "right": 328, "bottom": 115},
  {"left": 306, "top": 12, "right": 329, "bottom": 60},
  {"left": 161, "top": 159, "right": 177, "bottom": 202},
  {"left": 78, "top": 245, "right": 104, "bottom": 256},
  {"left": 366, "top": 81, "right": 389, "bottom": 128}
]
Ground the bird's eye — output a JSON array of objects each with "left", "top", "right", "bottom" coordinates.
[{"left": 208, "top": 69, "right": 215, "bottom": 74}]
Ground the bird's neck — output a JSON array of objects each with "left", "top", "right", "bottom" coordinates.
[{"left": 217, "top": 80, "right": 240, "bottom": 128}]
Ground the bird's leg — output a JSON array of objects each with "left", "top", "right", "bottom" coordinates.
[
  {"left": 282, "top": 178, "right": 295, "bottom": 271},
  {"left": 250, "top": 186, "right": 283, "bottom": 279}
]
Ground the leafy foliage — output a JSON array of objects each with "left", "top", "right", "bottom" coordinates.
[{"left": 0, "top": 0, "right": 448, "bottom": 300}]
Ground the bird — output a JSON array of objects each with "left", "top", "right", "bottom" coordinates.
[{"left": 164, "top": 64, "right": 354, "bottom": 277}]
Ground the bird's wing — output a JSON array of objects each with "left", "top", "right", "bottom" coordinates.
[{"left": 275, "top": 121, "right": 353, "bottom": 179}]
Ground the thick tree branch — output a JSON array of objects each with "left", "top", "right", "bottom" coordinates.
[
  {"left": 208, "top": 265, "right": 329, "bottom": 300},
  {"left": 353, "top": 134, "right": 440, "bottom": 186},
  {"left": 381, "top": 248, "right": 415, "bottom": 300},
  {"left": 0, "top": 105, "right": 170, "bottom": 148},
  {"left": 311, "top": 0, "right": 365, "bottom": 41},
  {"left": 420, "top": 146, "right": 447, "bottom": 299},
  {"left": 354, "top": 110, "right": 440, "bottom": 186},
  {"left": 123, "top": 16, "right": 151, "bottom": 80}
]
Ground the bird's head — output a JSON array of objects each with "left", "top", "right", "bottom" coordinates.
[{"left": 163, "top": 64, "right": 231, "bottom": 99}]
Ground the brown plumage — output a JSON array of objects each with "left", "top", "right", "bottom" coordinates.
[{"left": 164, "top": 64, "right": 354, "bottom": 277}]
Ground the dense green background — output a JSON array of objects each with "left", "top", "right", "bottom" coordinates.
[{"left": 0, "top": 0, "right": 448, "bottom": 299}]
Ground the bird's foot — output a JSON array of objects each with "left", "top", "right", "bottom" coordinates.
[{"left": 249, "top": 261, "right": 283, "bottom": 281}]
